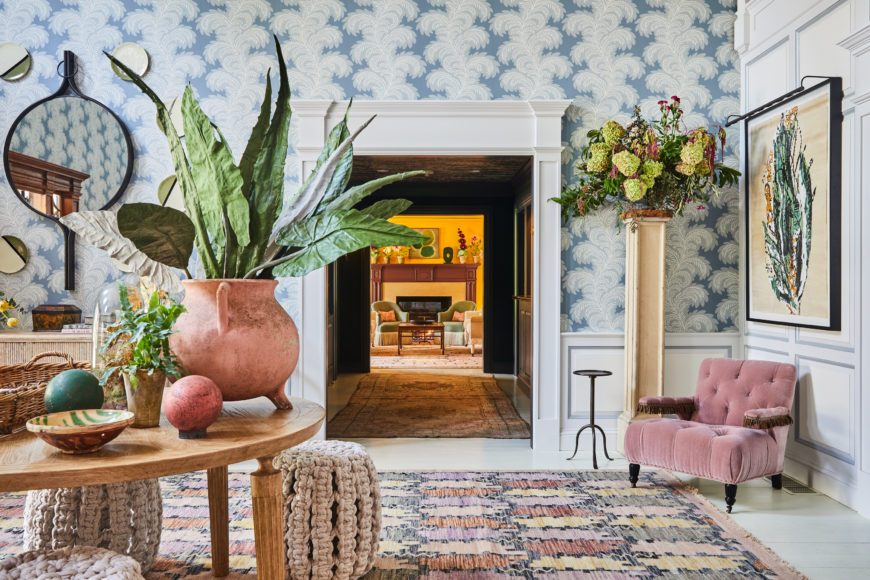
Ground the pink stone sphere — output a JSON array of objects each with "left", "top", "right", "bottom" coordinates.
[{"left": 163, "top": 375, "right": 223, "bottom": 438}]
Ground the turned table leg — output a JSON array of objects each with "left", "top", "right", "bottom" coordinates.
[
  {"left": 251, "top": 455, "right": 284, "bottom": 580},
  {"left": 207, "top": 465, "right": 230, "bottom": 577}
]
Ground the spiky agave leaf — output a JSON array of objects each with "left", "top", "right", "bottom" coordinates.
[{"left": 762, "top": 109, "right": 815, "bottom": 314}]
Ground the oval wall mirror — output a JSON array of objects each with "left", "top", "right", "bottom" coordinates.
[
  {"left": 2, "top": 51, "right": 133, "bottom": 290},
  {"left": 0, "top": 235, "right": 28, "bottom": 273}
]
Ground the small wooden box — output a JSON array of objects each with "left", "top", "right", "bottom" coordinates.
[{"left": 31, "top": 305, "right": 82, "bottom": 332}]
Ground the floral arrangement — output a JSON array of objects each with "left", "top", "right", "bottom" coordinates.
[
  {"left": 456, "top": 228, "right": 468, "bottom": 257},
  {"left": 552, "top": 97, "right": 740, "bottom": 221},
  {"left": 0, "top": 292, "right": 19, "bottom": 328},
  {"left": 381, "top": 246, "right": 393, "bottom": 259},
  {"left": 393, "top": 246, "right": 409, "bottom": 258},
  {"left": 370, "top": 246, "right": 380, "bottom": 262},
  {"left": 468, "top": 235, "right": 482, "bottom": 257}
]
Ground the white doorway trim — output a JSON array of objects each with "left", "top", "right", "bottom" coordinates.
[{"left": 290, "top": 100, "right": 571, "bottom": 451}]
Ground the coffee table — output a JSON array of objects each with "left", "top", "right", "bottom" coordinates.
[
  {"left": 0, "top": 397, "right": 324, "bottom": 579},
  {"left": 397, "top": 321, "right": 445, "bottom": 355}
]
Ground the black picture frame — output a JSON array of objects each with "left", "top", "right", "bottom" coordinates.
[{"left": 744, "top": 77, "right": 842, "bottom": 330}]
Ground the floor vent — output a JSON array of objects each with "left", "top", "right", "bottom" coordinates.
[{"left": 770, "top": 475, "right": 817, "bottom": 494}]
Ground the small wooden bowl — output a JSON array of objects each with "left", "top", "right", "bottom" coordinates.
[{"left": 26, "top": 410, "right": 134, "bottom": 454}]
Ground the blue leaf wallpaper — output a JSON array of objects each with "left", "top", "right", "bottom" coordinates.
[{"left": 0, "top": 0, "right": 738, "bottom": 334}]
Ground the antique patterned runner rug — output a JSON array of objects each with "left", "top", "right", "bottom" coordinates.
[
  {"left": 327, "top": 372, "right": 530, "bottom": 438},
  {"left": 371, "top": 345, "right": 483, "bottom": 369},
  {"left": 0, "top": 471, "right": 804, "bottom": 579}
]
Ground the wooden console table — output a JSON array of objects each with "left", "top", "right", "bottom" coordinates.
[
  {"left": 0, "top": 331, "right": 92, "bottom": 366},
  {"left": 371, "top": 262, "right": 479, "bottom": 302},
  {"left": 0, "top": 397, "right": 325, "bottom": 579}
]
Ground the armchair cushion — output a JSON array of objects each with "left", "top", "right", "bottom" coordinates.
[
  {"left": 624, "top": 418, "right": 780, "bottom": 485},
  {"left": 452, "top": 310, "right": 465, "bottom": 322},
  {"left": 636, "top": 396, "right": 695, "bottom": 417},
  {"left": 743, "top": 407, "right": 793, "bottom": 429},
  {"left": 379, "top": 310, "right": 396, "bottom": 322}
]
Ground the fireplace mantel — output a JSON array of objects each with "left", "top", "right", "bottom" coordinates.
[{"left": 371, "top": 263, "right": 479, "bottom": 302}]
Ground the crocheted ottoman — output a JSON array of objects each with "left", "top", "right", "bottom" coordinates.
[
  {"left": 24, "top": 479, "right": 162, "bottom": 572},
  {"left": 275, "top": 440, "right": 381, "bottom": 580},
  {"left": 0, "top": 546, "right": 144, "bottom": 579}
]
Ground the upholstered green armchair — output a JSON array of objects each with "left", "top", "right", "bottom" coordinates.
[
  {"left": 371, "top": 301, "right": 408, "bottom": 346},
  {"left": 438, "top": 301, "right": 477, "bottom": 344}
]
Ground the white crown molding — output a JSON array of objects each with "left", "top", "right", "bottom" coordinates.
[{"left": 838, "top": 23, "right": 870, "bottom": 52}]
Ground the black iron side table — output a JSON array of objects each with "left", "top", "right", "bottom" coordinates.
[{"left": 568, "top": 369, "right": 613, "bottom": 469}]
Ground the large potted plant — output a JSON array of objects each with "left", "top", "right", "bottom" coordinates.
[
  {"left": 551, "top": 97, "right": 740, "bottom": 221},
  {"left": 62, "top": 37, "right": 426, "bottom": 409},
  {"left": 101, "top": 285, "right": 185, "bottom": 428}
]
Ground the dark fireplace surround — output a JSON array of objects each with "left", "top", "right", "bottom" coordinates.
[{"left": 396, "top": 296, "right": 451, "bottom": 321}]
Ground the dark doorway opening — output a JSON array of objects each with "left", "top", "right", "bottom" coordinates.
[{"left": 331, "top": 156, "right": 532, "bottom": 376}]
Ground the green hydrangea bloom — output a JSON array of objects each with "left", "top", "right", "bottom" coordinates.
[
  {"left": 680, "top": 141, "right": 704, "bottom": 165},
  {"left": 640, "top": 174, "right": 655, "bottom": 189},
  {"left": 612, "top": 150, "right": 641, "bottom": 177},
  {"left": 602, "top": 121, "right": 625, "bottom": 145},
  {"left": 695, "top": 159, "right": 711, "bottom": 176},
  {"left": 642, "top": 160, "right": 663, "bottom": 178},
  {"left": 675, "top": 161, "right": 695, "bottom": 176},
  {"left": 623, "top": 178, "right": 646, "bottom": 201},
  {"left": 586, "top": 143, "right": 611, "bottom": 173}
]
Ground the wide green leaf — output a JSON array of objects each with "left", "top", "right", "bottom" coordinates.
[
  {"left": 237, "top": 35, "right": 293, "bottom": 276},
  {"left": 117, "top": 203, "right": 195, "bottom": 273},
  {"left": 269, "top": 115, "right": 376, "bottom": 244},
  {"left": 271, "top": 209, "right": 426, "bottom": 278},
  {"left": 239, "top": 73, "right": 272, "bottom": 198},
  {"left": 59, "top": 211, "right": 184, "bottom": 293},
  {"left": 181, "top": 84, "right": 250, "bottom": 255},
  {"left": 310, "top": 103, "right": 353, "bottom": 214},
  {"left": 103, "top": 52, "right": 219, "bottom": 278},
  {"left": 360, "top": 198, "right": 413, "bottom": 220},
  {"left": 329, "top": 171, "right": 428, "bottom": 212}
]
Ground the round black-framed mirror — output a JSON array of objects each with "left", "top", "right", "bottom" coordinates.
[{"left": 2, "top": 50, "right": 134, "bottom": 290}]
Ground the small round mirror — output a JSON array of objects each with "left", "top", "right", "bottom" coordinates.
[
  {"left": 0, "top": 235, "right": 28, "bottom": 273},
  {"left": 0, "top": 41, "right": 31, "bottom": 82},
  {"left": 5, "top": 97, "right": 131, "bottom": 217}
]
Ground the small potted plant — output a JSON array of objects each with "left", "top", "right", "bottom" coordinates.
[
  {"left": 468, "top": 235, "right": 482, "bottom": 264},
  {"left": 370, "top": 246, "right": 380, "bottom": 264},
  {"left": 380, "top": 246, "right": 392, "bottom": 264},
  {"left": 0, "top": 292, "right": 20, "bottom": 328},
  {"left": 100, "top": 284, "right": 186, "bottom": 428},
  {"left": 394, "top": 246, "right": 409, "bottom": 264},
  {"left": 457, "top": 228, "right": 469, "bottom": 263}
]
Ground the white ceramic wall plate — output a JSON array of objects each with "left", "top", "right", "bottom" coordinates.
[{"left": 111, "top": 42, "right": 149, "bottom": 80}]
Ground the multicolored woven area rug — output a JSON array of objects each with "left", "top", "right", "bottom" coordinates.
[
  {"left": 371, "top": 345, "right": 483, "bottom": 369},
  {"left": 327, "top": 372, "right": 530, "bottom": 438},
  {"left": 0, "top": 471, "right": 803, "bottom": 579}
]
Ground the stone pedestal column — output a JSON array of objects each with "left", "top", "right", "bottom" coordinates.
[{"left": 616, "top": 210, "right": 671, "bottom": 453}]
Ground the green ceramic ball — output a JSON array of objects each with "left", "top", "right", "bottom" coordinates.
[{"left": 44, "top": 369, "right": 104, "bottom": 413}]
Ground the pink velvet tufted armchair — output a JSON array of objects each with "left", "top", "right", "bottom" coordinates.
[{"left": 623, "top": 358, "right": 797, "bottom": 513}]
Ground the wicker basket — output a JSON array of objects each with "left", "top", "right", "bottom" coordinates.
[{"left": 0, "top": 352, "right": 90, "bottom": 434}]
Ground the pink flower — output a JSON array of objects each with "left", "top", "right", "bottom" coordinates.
[
  {"left": 671, "top": 95, "right": 680, "bottom": 103},
  {"left": 697, "top": 205, "right": 706, "bottom": 210}
]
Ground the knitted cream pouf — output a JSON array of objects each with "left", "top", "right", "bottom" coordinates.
[
  {"left": 0, "top": 546, "right": 144, "bottom": 580},
  {"left": 275, "top": 440, "right": 381, "bottom": 580},
  {"left": 23, "top": 479, "right": 161, "bottom": 572}
]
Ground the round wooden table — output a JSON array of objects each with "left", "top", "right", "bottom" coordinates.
[{"left": 0, "top": 397, "right": 325, "bottom": 579}]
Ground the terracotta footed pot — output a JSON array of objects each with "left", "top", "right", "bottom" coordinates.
[
  {"left": 123, "top": 370, "right": 167, "bottom": 428},
  {"left": 169, "top": 279, "right": 298, "bottom": 410}
]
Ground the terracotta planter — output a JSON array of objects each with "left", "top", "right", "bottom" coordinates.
[
  {"left": 169, "top": 279, "right": 299, "bottom": 410},
  {"left": 123, "top": 370, "right": 167, "bottom": 428}
]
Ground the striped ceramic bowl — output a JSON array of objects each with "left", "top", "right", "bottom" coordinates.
[{"left": 26, "top": 409, "right": 135, "bottom": 454}]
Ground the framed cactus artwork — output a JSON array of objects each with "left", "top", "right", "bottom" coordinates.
[{"left": 745, "top": 78, "right": 842, "bottom": 330}]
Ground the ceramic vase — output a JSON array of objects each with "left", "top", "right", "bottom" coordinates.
[
  {"left": 473, "top": 255, "right": 480, "bottom": 264},
  {"left": 163, "top": 375, "right": 223, "bottom": 439},
  {"left": 458, "top": 255, "right": 468, "bottom": 264},
  {"left": 123, "top": 370, "right": 167, "bottom": 428},
  {"left": 397, "top": 256, "right": 405, "bottom": 264},
  {"left": 169, "top": 279, "right": 299, "bottom": 410}
]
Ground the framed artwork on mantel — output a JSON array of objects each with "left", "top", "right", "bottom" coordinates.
[
  {"left": 745, "top": 77, "right": 842, "bottom": 330},
  {"left": 409, "top": 228, "right": 439, "bottom": 259}
]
